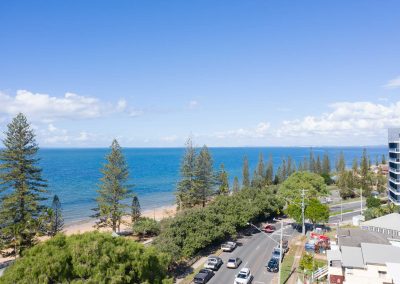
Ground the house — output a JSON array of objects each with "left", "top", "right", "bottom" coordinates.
[
  {"left": 327, "top": 243, "right": 400, "bottom": 284},
  {"left": 360, "top": 213, "right": 400, "bottom": 245}
]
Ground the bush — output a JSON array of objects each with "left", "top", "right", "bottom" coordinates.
[
  {"left": 132, "top": 217, "right": 161, "bottom": 237},
  {"left": 366, "top": 196, "right": 381, "bottom": 209},
  {"left": 0, "top": 232, "right": 172, "bottom": 284},
  {"left": 154, "top": 187, "right": 283, "bottom": 261},
  {"left": 279, "top": 171, "right": 328, "bottom": 201}
]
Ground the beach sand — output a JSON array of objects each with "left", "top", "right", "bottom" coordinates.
[{"left": 64, "top": 204, "right": 177, "bottom": 235}]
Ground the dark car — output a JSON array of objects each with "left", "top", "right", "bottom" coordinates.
[
  {"left": 266, "top": 258, "right": 279, "bottom": 273},
  {"left": 194, "top": 269, "right": 215, "bottom": 284}
]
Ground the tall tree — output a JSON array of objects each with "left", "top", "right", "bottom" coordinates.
[
  {"left": 352, "top": 157, "right": 358, "bottom": 173},
  {"left": 375, "top": 155, "right": 379, "bottom": 166},
  {"left": 194, "top": 145, "right": 214, "bottom": 207},
  {"left": 381, "top": 154, "right": 386, "bottom": 165},
  {"left": 232, "top": 176, "right": 240, "bottom": 193},
  {"left": 309, "top": 149, "right": 315, "bottom": 173},
  {"left": 256, "top": 153, "right": 264, "bottom": 178},
  {"left": 0, "top": 113, "right": 48, "bottom": 254},
  {"left": 360, "top": 148, "right": 371, "bottom": 196},
  {"left": 49, "top": 195, "right": 64, "bottom": 236},
  {"left": 242, "top": 156, "right": 250, "bottom": 188},
  {"left": 176, "top": 137, "right": 196, "bottom": 209},
  {"left": 322, "top": 153, "right": 331, "bottom": 175},
  {"left": 287, "top": 156, "right": 296, "bottom": 177},
  {"left": 315, "top": 155, "right": 322, "bottom": 174},
  {"left": 336, "top": 151, "right": 346, "bottom": 173},
  {"left": 217, "top": 163, "right": 229, "bottom": 195},
  {"left": 92, "top": 139, "right": 133, "bottom": 232},
  {"left": 131, "top": 195, "right": 141, "bottom": 223},
  {"left": 265, "top": 155, "right": 274, "bottom": 185}
]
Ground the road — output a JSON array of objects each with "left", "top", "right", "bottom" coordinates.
[
  {"left": 206, "top": 222, "right": 298, "bottom": 284},
  {"left": 329, "top": 209, "right": 361, "bottom": 223},
  {"left": 329, "top": 200, "right": 365, "bottom": 213}
]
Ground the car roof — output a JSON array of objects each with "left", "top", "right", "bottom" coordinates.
[{"left": 239, "top": 268, "right": 250, "bottom": 273}]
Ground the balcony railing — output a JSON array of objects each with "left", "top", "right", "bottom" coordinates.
[
  {"left": 389, "top": 157, "right": 400, "bottom": 163},
  {"left": 390, "top": 167, "right": 400, "bottom": 173},
  {"left": 389, "top": 177, "right": 400, "bottom": 184},
  {"left": 389, "top": 148, "right": 400, "bottom": 153}
]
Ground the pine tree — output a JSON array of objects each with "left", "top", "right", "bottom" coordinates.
[
  {"left": 280, "top": 159, "right": 287, "bottom": 181},
  {"left": 176, "top": 137, "right": 196, "bottom": 209},
  {"left": 352, "top": 157, "right": 358, "bottom": 173},
  {"left": 375, "top": 155, "right": 379, "bottom": 166},
  {"left": 322, "top": 153, "right": 331, "bottom": 175},
  {"left": 131, "top": 196, "right": 141, "bottom": 223},
  {"left": 232, "top": 176, "right": 240, "bottom": 193},
  {"left": 309, "top": 149, "right": 315, "bottom": 173},
  {"left": 265, "top": 155, "right": 274, "bottom": 185},
  {"left": 49, "top": 195, "right": 64, "bottom": 236},
  {"left": 242, "top": 156, "right": 250, "bottom": 188},
  {"left": 92, "top": 139, "right": 133, "bottom": 232},
  {"left": 303, "top": 156, "right": 309, "bottom": 172},
  {"left": 382, "top": 154, "right": 386, "bottom": 165},
  {"left": 360, "top": 148, "right": 371, "bottom": 196},
  {"left": 0, "top": 113, "right": 48, "bottom": 254},
  {"left": 315, "top": 155, "right": 322, "bottom": 174},
  {"left": 194, "top": 145, "right": 214, "bottom": 207},
  {"left": 256, "top": 153, "right": 264, "bottom": 178},
  {"left": 218, "top": 163, "right": 229, "bottom": 195},
  {"left": 287, "top": 156, "right": 296, "bottom": 177},
  {"left": 336, "top": 151, "right": 345, "bottom": 173}
]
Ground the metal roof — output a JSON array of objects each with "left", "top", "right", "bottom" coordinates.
[
  {"left": 338, "top": 228, "right": 390, "bottom": 247},
  {"left": 361, "top": 213, "right": 400, "bottom": 232},
  {"left": 386, "top": 263, "right": 400, "bottom": 284},
  {"left": 341, "top": 246, "right": 364, "bottom": 268},
  {"left": 361, "top": 243, "right": 400, "bottom": 265}
]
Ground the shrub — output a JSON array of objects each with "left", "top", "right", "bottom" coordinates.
[{"left": 132, "top": 217, "right": 161, "bottom": 237}]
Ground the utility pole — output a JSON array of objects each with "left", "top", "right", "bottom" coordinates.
[
  {"left": 278, "top": 219, "right": 283, "bottom": 284},
  {"left": 302, "top": 189, "right": 306, "bottom": 235}
]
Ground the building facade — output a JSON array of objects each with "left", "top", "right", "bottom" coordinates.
[{"left": 388, "top": 128, "right": 400, "bottom": 205}]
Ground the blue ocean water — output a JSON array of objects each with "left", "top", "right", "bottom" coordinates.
[{"left": 36, "top": 146, "right": 387, "bottom": 223}]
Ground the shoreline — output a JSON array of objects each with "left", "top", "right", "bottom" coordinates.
[{"left": 63, "top": 204, "right": 177, "bottom": 235}]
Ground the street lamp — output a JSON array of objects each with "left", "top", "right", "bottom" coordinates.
[{"left": 247, "top": 220, "right": 292, "bottom": 284}]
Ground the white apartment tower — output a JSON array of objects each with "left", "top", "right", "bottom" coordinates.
[{"left": 388, "top": 128, "right": 400, "bottom": 205}]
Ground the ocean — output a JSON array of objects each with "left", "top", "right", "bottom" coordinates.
[{"left": 34, "top": 146, "right": 387, "bottom": 223}]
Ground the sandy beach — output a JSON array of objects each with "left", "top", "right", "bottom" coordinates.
[{"left": 64, "top": 204, "right": 177, "bottom": 235}]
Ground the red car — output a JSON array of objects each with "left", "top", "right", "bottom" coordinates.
[
  {"left": 310, "top": 232, "right": 329, "bottom": 241},
  {"left": 263, "top": 225, "right": 276, "bottom": 233}
]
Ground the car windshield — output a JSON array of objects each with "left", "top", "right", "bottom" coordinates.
[
  {"left": 208, "top": 258, "right": 217, "bottom": 263},
  {"left": 199, "top": 269, "right": 208, "bottom": 274},
  {"left": 237, "top": 273, "right": 248, "bottom": 279},
  {"left": 228, "top": 258, "right": 236, "bottom": 262}
]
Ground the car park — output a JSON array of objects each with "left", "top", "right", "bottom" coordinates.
[
  {"left": 204, "top": 256, "right": 223, "bottom": 271},
  {"left": 234, "top": 268, "right": 253, "bottom": 284},
  {"left": 266, "top": 257, "right": 279, "bottom": 272},
  {"left": 193, "top": 269, "right": 215, "bottom": 284},
  {"left": 227, "top": 257, "right": 242, "bottom": 269},
  {"left": 221, "top": 241, "right": 237, "bottom": 252}
]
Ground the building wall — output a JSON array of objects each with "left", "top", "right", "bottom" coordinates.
[{"left": 388, "top": 128, "right": 400, "bottom": 205}]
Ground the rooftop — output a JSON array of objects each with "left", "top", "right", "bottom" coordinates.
[
  {"left": 361, "top": 213, "right": 400, "bottom": 232},
  {"left": 338, "top": 228, "right": 390, "bottom": 247},
  {"left": 361, "top": 243, "right": 400, "bottom": 265},
  {"left": 341, "top": 246, "right": 364, "bottom": 268}
]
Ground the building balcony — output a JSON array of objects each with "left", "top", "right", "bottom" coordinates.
[
  {"left": 389, "top": 177, "right": 400, "bottom": 184},
  {"left": 388, "top": 194, "right": 400, "bottom": 205},
  {"left": 390, "top": 167, "right": 400, "bottom": 174},
  {"left": 389, "top": 148, "right": 400, "bottom": 153},
  {"left": 389, "top": 157, "right": 400, "bottom": 163}
]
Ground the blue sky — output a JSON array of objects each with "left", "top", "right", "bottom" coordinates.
[{"left": 0, "top": 0, "right": 399, "bottom": 147}]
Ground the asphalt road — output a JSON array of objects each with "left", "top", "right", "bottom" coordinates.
[
  {"left": 329, "top": 209, "right": 361, "bottom": 223},
  {"left": 205, "top": 223, "right": 298, "bottom": 284},
  {"left": 329, "top": 200, "right": 365, "bottom": 213}
]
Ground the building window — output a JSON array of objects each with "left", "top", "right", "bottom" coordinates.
[{"left": 378, "top": 270, "right": 387, "bottom": 279}]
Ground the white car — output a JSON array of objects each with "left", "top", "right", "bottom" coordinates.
[
  {"left": 234, "top": 268, "right": 253, "bottom": 284},
  {"left": 227, "top": 257, "right": 242, "bottom": 269},
  {"left": 221, "top": 241, "right": 237, "bottom": 252}
]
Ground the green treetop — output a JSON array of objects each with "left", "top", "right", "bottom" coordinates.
[
  {"left": 279, "top": 171, "right": 327, "bottom": 201},
  {"left": 265, "top": 155, "right": 274, "bottom": 185},
  {"left": 322, "top": 153, "right": 331, "bottom": 175},
  {"left": 336, "top": 151, "right": 345, "bottom": 173},
  {"left": 131, "top": 195, "right": 141, "bottom": 223},
  {"left": 48, "top": 195, "right": 64, "bottom": 237},
  {"left": 176, "top": 137, "right": 196, "bottom": 209},
  {"left": 194, "top": 145, "right": 215, "bottom": 207},
  {"left": 92, "top": 139, "right": 133, "bottom": 232},
  {"left": 232, "top": 176, "right": 240, "bottom": 193},
  {"left": 217, "top": 163, "right": 229, "bottom": 195},
  {"left": 0, "top": 113, "right": 48, "bottom": 254},
  {"left": 242, "top": 156, "right": 250, "bottom": 188}
]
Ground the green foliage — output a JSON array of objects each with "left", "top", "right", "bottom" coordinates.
[
  {"left": 92, "top": 139, "right": 133, "bottom": 232},
  {"left": 336, "top": 151, "right": 345, "bottom": 173},
  {"left": 321, "top": 173, "right": 333, "bottom": 185},
  {"left": 131, "top": 195, "right": 141, "bottom": 223},
  {"left": 154, "top": 187, "right": 283, "bottom": 261},
  {"left": 0, "top": 232, "right": 171, "bottom": 283},
  {"left": 366, "top": 196, "right": 381, "bottom": 209},
  {"left": 305, "top": 199, "right": 329, "bottom": 225},
  {"left": 217, "top": 163, "right": 229, "bottom": 195},
  {"left": 360, "top": 148, "right": 371, "bottom": 197},
  {"left": 0, "top": 113, "right": 48, "bottom": 254},
  {"left": 279, "top": 171, "right": 328, "bottom": 201},
  {"left": 364, "top": 203, "right": 399, "bottom": 221},
  {"left": 337, "top": 171, "right": 357, "bottom": 199},
  {"left": 382, "top": 154, "right": 386, "bottom": 165},
  {"left": 265, "top": 155, "right": 274, "bottom": 185},
  {"left": 232, "top": 176, "right": 240, "bottom": 193},
  {"left": 299, "top": 253, "right": 318, "bottom": 271},
  {"left": 46, "top": 195, "right": 64, "bottom": 236},
  {"left": 242, "top": 156, "right": 250, "bottom": 188},
  {"left": 322, "top": 153, "right": 331, "bottom": 175},
  {"left": 193, "top": 145, "right": 215, "bottom": 207},
  {"left": 285, "top": 202, "right": 302, "bottom": 223},
  {"left": 132, "top": 217, "right": 161, "bottom": 237},
  {"left": 176, "top": 137, "right": 197, "bottom": 209}
]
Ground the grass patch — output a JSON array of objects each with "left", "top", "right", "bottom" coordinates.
[{"left": 280, "top": 245, "right": 297, "bottom": 284}]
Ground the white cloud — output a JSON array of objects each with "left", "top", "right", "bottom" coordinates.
[
  {"left": 384, "top": 75, "right": 400, "bottom": 89},
  {"left": 0, "top": 90, "right": 140, "bottom": 121},
  {"left": 277, "top": 101, "right": 400, "bottom": 138},
  {"left": 188, "top": 100, "right": 199, "bottom": 109},
  {"left": 215, "top": 122, "right": 271, "bottom": 139},
  {"left": 161, "top": 135, "right": 178, "bottom": 142}
]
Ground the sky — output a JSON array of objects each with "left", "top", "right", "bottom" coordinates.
[{"left": 0, "top": 0, "right": 399, "bottom": 147}]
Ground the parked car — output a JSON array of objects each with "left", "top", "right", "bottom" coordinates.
[
  {"left": 310, "top": 232, "right": 330, "bottom": 241},
  {"left": 263, "top": 225, "right": 276, "bottom": 233},
  {"left": 234, "top": 268, "right": 253, "bottom": 284},
  {"left": 193, "top": 269, "right": 214, "bottom": 284},
  {"left": 271, "top": 247, "right": 284, "bottom": 262},
  {"left": 227, "top": 257, "right": 242, "bottom": 269},
  {"left": 266, "top": 257, "right": 279, "bottom": 272},
  {"left": 204, "top": 256, "right": 223, "bottom": 271},
  {"left": 222, "top": 241, "right": 237, "bottom": 252}
]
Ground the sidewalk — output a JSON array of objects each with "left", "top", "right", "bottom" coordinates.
[{"left": 286, "top": 236, "right": 306, "bottom": 284}]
